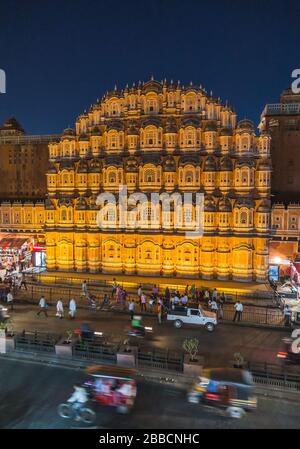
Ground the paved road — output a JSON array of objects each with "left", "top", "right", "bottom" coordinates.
[
  {"left": 0, "top": 358, "right": 299, "bottom": 429},
  {"left": 4, "top": 303, "right": 290, "bottom": 367}
]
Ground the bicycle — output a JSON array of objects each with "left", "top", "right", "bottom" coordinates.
[{"left": 58, "top": 402, "right": 96, "bottom": 424}]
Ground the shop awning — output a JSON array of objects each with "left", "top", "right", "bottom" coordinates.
[{"left": 0, "top": 238, "right": 28, "bottom": 250}]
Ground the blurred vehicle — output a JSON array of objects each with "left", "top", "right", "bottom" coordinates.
[
  {"left": 187, "top": 368, "right": 257, "bottom": 418},
  {"left": 74, "top": 323, "right": 103, "bottom": 340},
  {"left": 167, "top": 306, "right": 217, "bottom": 331},
  {"left": 278, "top": 327, "right": 300, "bottom": 364},
  {"left": 0, "top": 305, "right": 10, "bottom": 323},
  {"left": 276, "top": 281, "right": 299, "bottom": 306},
  {"left": 126, "top": 315, "right": 153, "bottom": 338},
  {"left": 83, "top": 365, "right": 137, "bottom": 414},
  {"left": 58, "top": 399, "right": 95, "bottom": 424}
]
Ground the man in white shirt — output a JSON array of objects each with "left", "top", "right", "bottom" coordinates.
[
  {"left": 37, "top": 296, "right": 48, "bottom": 317},
  {"left": 233, "top": 301, "right": 243, "bottom": 322},
  {"left": 7, "top": 290, "right": 14, "bottom": 311}
]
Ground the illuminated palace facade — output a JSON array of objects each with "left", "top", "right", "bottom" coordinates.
[{"left": 45, "top": 79, "right": 272, "bottom": 282}]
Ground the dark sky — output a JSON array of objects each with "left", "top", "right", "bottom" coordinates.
[{"left": 0, "top": 0, "right": 299, "bottom": 134}]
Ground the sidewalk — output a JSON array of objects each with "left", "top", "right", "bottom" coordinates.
[{"left": 39, "top": 270, "right": 273, "bottom": 297}]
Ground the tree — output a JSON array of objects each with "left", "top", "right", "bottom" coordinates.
[{"left": 182, "top": 338, "right": 200, "bottom": 362}]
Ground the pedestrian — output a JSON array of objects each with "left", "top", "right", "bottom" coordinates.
[
  {"left": 174, "top": 293, "right": 180, "bottom": 306},
  {"left": 7, "top": 290, "right": 14, "bottom": 311},
  {"left": 210, "top": 299, "right": 218, "bottom": 315},
  {"left": 116, "top": 285, "right": 122, "bottom": 304},
  {"left": 165, "top": 286, "right": 170, "bottom": 300},
  {"left": 283, "top": 304, "right": 292, "bottom": 327},
  {"left": 19, "top": 272, "right": 28, "bottom": 290},
  {"left": 157, "top": 302, "right": 162, "bottom": 324},
  {"left": 81, "top": 280, "right": 88, "bottom": 297},
  {"left": 56, "top": 299, "right": 64, "bottom": 319},
  {"left": 212, "top": 288, "right": 218, "bottom": 301},
  {"left": 101, "top": 293, "right": 109, "bottom": 309},
  {"left": 204, "top": 289, "right": 210, "bottom": 306},
  {"left": 189, "top": 284, "right": 195, "bottom": 301},
  {"left": 219, "top": 292, "right": 225, "bottom": 319},
  {"left": 37, "top": 296, "right": 48, "bottom": 317},
  {"left": 233, "top": 300, "right": 243, "bottom": 322},
  {"left": 69, "top": 298, "right": 77, "bottom": 319},
  {"left": 140, "top": 293, "right": 147, "bottom": 312},
  {"left": 152, "top": 284, "right": 159, "bottom": 299},
  {"left": 121, "top": 289, "right": 127, "bottom": 310},
  {"left": 111, "top": 278, "right": 117, "bottom": 299},
  {"left": 129, "top": 299, "right": 135, "bottom": 320}
]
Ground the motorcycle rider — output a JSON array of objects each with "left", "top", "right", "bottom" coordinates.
[{"left": 130, "top": 315, "right": 145, "bottom": 336}]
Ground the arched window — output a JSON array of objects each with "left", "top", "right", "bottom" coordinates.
[
  {"left": 108, "top": 172, "right": 116, "bottom": 183},
  {"left": 240, "top": 211, "right": 247, "bottom": 224},
  {"left": 144, "top": 168, "right": 155, "bottom": 183},
  {"left": 61, "top": 209, "right": 67, "bottom": 221},
  {"left": 185, "top": 171, "right": 193, "bottom": 183}
]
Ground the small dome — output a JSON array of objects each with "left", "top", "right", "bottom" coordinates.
[
  {"left": 91, "top": 126, "right": 101, "bottom": 136},
  {"left": 220, "top": 128, "right": 232, "bottom": 137},
  {"left": 237, "top": 119, "right": 255, "bottom": 131},
  {"left": 235, "top": 157, "right": 255, "bottom": 168},
  {"left": 218, "top": 197, "right": 232, "bottom": 212},
  {"left": 219, "top": 156, "right": 232, "bottom": 171},
  {"left": 257, "top": 160, "right": 272, "bottom": 171},
  {"left": 234, "top": 197, "right": 254, "bottom": 209},
  {"left": 204, "top": 121, "right": 217, "bottom": 132},
  {"left": 126, "top": 157, "right": 138, "bottom": 172},
  {"left": 47, "top": 163, "right": 57, "bottom": 174},
  {"left": 179, "top": 155, "right": 200, "bottom": 166},
  {"left": 77, "top": 160, "right": 88, "bottom": 173},
  {"left": 165, "top": 119, "right": 177, "bottom": 133},
  {"left": 78, "top": 133, "right": 89, "bottom": 141},
  {"left": 203, "top": 156, "right": 217, "bottom": 171},
  {"left": 204, "top": 198, "right": 216, "bottom": 212},
  {"left": 127, "top": 126, "right": 139, "bottom": 136},
  {"left": 89, "top": 159, "right": 101, "bottom": 172},
  {"left": 257, "top": 202, "right": 270, "bottom": 213},
  {"left": 63, "top": 128, "right": 75, "bottom": 136},
  {"left": 76, "top": 197, "right": 87, "bottom": 210}
]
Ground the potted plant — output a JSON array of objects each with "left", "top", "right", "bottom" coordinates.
[
  {"left": 55, "top": 330, "right": 75, "bottom": 357},
  {"left": 0, "top": 319, "right": 15, "bottom": 353},
  {"left": 117, "top": 338, "right": 138, "bottom": 368},
  {"left": 233, "top": 352, "right": 245, "bottom": 368},
  {"left": 182, "top": 338, "right": 204, "bottom": 376}
]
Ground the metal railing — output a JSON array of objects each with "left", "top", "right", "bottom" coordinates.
[
  {"left": 15, "top": 330, "right": 60, "bottom": 353},
  {"left": 137, "top": 347, "right": 183, "bottom": 372},
  {"left": 247, "top": 361, "right": 300, "bottom": 391},
  {"left": 73, "top": 337, "right": 119, "bottom": 362}
]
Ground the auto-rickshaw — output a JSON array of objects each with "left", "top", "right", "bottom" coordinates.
[
  {"left": 83, "top": 365, "right": 137, "bottom": 414},
  {"left": 187, "top": 368, "right": 257, "bottom": 418},
  {"left": 0, "top": 306, "right": 10, "bottom": 324}
]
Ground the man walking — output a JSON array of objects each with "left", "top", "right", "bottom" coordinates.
[
  {"left": 129, "top": 299, "right": 135, "bottom": 320},
  {"left": 56, "top": 299, "right": 64, "bottom": 319},
  {"left": 219, "top": 292, "right": 225, "bottom": 319},
  {"left": 233, "top": 300, "right": 243, "bottom": 322},
  {"left": 283, "top": 304, "right": 292, "bottom": 327},
  {"left": 7, "top": 289, "right": 14, "bottom": 311},
  {"left": 140, "top": 293, "right": 147, "bottom": 312},
  {"left": 81, "top": 280, "right": 88, "bottom": 297},
  {"left": 69, "top": 298, "right": 77, "bottom": 319},
  {"left": 157, "top": 301, "right": 162, "bottom": 325},
  {"left": 210, "top": 298, "right": 218, "bottom": 315},
  {"left": 37, "top": 296, "right": 48, "bottom": 317}
]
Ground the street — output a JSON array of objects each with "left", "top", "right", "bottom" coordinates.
[
  {"left": 4, "top": 302, "right": 290, "bottom": 367},
  {"left": 0, "top": 358, "right": 299, "bottom": 429}
]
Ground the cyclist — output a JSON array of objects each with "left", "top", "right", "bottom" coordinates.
[{"left": 67, "top": 383, "right": 89, "bottom": 420}]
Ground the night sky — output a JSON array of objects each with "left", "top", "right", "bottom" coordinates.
[{"left": 0, "top": 0, "right": 299, "bottom": 134}]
